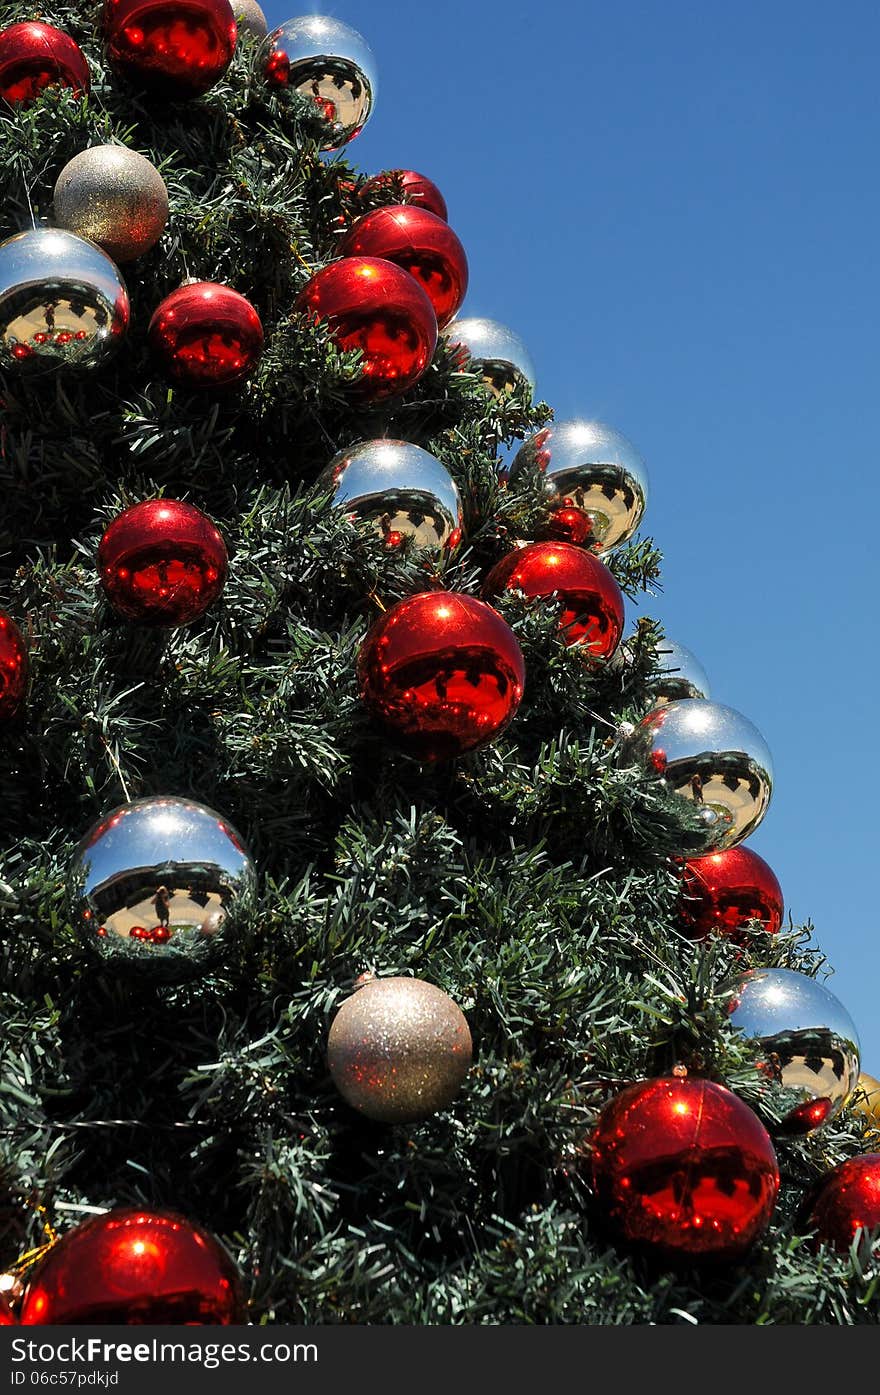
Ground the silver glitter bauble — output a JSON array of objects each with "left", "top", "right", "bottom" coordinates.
[
  {"left": 72, "top": 796, "right": 255, "bottom": 982},
  {"left": 327, "top": 975, "right": 472, "bottom": 1122},
  {"left": 627, "top": 698, "right": 773, "bottom": 853},
  {"left": 442, "top": 316, "right": 535, "bottom": 398},
  {"left": 728, "top": 967, "right": 861, "bottom": 1133},
  {"left": 0, "top": 228, "right": 129, "bottom": 371},
  {"left": 53, "top": 145, "right": 169, "bottom": 264},
  {"left": 263, "top": 15, "right": 376, "bottom": 149},
  {"left": 317, "top": 439, "right": 463, "bottom": 554},
  {"left": 510, "top": 418, "right": 648, "bottom": 553},
  {"left": 647, "top": 639, "right": 711, "bottom": 704},
  {"left": 233, "top": 0, "right": 267, "bottom": 39}
]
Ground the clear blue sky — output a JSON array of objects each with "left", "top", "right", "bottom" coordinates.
[{"left": 263, "top": 1, "right": 880, "bottom": 1065}]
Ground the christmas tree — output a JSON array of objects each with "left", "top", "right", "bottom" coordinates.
[{"left": 1, "top": 1, "right": 878, "bottom": 1327}]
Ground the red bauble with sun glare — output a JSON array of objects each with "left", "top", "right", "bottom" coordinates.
[
  {"left": 0, "top": 612, "right": 28, "bottom": 720},
  {"left": 340, "top": 205, "right": 467, "bottom": 328},
  {"left": 679, "top": 846, "right": 784, "bottom": 941},
  {"left": 20, "top": 1208, "right": 245, "bottom": 1325},
  {"left": 801, "top": 1154, "right": 880, "bottom": 1254},
  {"left": 149, "top": 282, "right": 264, "bottom": 388},
  {"left": 295, "top": 256, "right": 438, "bottom": 401},
  {"left": 590, "top": 1076, "right": 780, "bottom": 1262},
  {"left": 0, "top": 22, "right": 90, "bottom": 106},
  {"left": 99, "top": 499, "right": 228, "bottom": 627},
  {"left": 357, "top": 591, "right": 525, "bottom": 762},
  {"left": 483, "top": 541, "right": 624, "bottom": 657},
  {"left": 102, "top": 0, "right": 237, "bottom": 97},
  {"left": 360, "top": 170, "right": 448, "bottom": 221}
]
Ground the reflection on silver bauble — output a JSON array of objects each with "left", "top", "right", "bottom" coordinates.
[
  {"left": 0, "top": 228, "right": 129, "bottom": 371},
  {"left": 233, "top": 0, "right": 267, "bottom": 39},
  {"left": 728, "top": 967, "right": 861, "bottom": 1134},
  {"left": 510, "top": 418, "right": 647, "bottom": 553},
  {"left": 72, "top": 796, "right": 255, "bottom": 982},
  {"left": 442, "top": 316, "right": 535, "bottom": 398},
  {"left": 626, "top": 698, "right": 773, "bottom": 853},
  {"left": 648, "top": 639, "right": 711, "bottom": 704},
  {"left": 317, "top": 439, "right": 463, "bottom": 554},
  {"left": 263, "top": 15, "right": 376, "bottom": 149},
  {"left": 53, "top": 146, "right": 169, "bottom": 264}
]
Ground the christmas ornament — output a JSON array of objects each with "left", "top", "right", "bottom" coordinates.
[
  {"left": 679, "top": 846, "right": 784, "bottom": 940},
  {"left": 98, "top": 499, "right": 228, "bottom": 626},
  {"left": 443, "top": 316, "right": 536, "bottom": 398},
  {"left": 0, "top": 1274, "right": 17, "bottom": 1325},
  {"left": 360, "top": 170, "right": 448, "bottom": 221},
  {"left": 590, "top": 1076, "right": 779, "bottom": 1262},
  {"left": 148, "top": 282, "right": 264, "bottom": 388},
  {"left": 854, "top": 1072, "right": 880, "bottom": 1136},
  {"left": 317, "top": 439, "right": 463, "bottom": 553},
  {"left": 263, "top": 15, "right": 376, "bottom": 148},
  {"left": 728, "top": 967, "right": 861, "bottom": 1133},
  {"left": 484, "top": 541, "right": 624, "bottom": 657},
  {"left": 73, "top": 795, "right": 255, "bottom": 982},
  {"left": 328, "top": 975, "right": 472, "bottom": 1122},
  {"left": 625, "top": 699, "right": 773, "bottom": 854},
  {"left": 340, "top": 206, "right": 468, "bottom": 329},
  {"left": 0, "top": 22, "right": 90, "bottom": 106},
  {"left": 295, "top": 257, "right": 437, "bottom": 401},
  {"left": 800, "top": 1155, "right": 880, "bottom": 1255},
  {"left": 53, "top": 146, "right": 169, "bottom": 265},
  {"left": 233, "top": 0, "right": 267, "bottom": 40},
  {"left": 0, "top": 228, "right": 129, "bottom": 372},
  {"left": 648, "top": 639, "right": 711, "bottom": 704},
  {"left": 20, "top": 1208, "right": 245, "bottom": 1325},
  {"left": 103, "top": 0, "right": 236, "bottom": 98},
  {"left": 510, "top": 419, "right": 648, "bottom": 553},
  {"left": 358, "top": 591, "right": 525, "bottom": 761},
  {"left": 0, "top": 612, "right": 28, "bottom": 720}
]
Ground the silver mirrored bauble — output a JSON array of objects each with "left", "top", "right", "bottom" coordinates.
[
  {"left": 442, "top": 316, "right": 536, "bottom": 398},
  {"left": 72, "top": 796, "right": 255, "bottom": 982},
  {"left": 317, "top": 439, "right": 463, "bottom": 553},
  {"left": 510, "top": 419, "right": 648, "bottom": 553},
  {"left": 264, "top": 15, "right": 376, "bottom": 148},
  {"left": 728, "top": 967, "right": 861, "bottom": 1133},
  {"left": 53, "top": 146, "right": 169, "bottom": 264},
  {"left": 0, "top": 228, "right": 129, "bottom": 371},
  {"left": 233, "top": 0, "right": 268, "bottom": 39},
  {"left": 648, "top": 640, "right": 711, "bottom": 704},
  {"left": 627, "top": 698, "right": 773, "bottom": 852}
]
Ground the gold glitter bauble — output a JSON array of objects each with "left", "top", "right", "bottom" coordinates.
[
  {"left": 327, "top": 976, "right": 472, "bottom": 1123},
  {"left": 53, "top": 146, "right": 169, "bottom": 264},
  {"left": 853, "top": 1072, "right": 880, "bottom": 1137},
  {"left": 233, "top": 0, "right": 268, "bottom": 39}
]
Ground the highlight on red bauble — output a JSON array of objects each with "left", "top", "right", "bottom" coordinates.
[
  {"left": 102, "top": 0, "right": 237, "bottom": 97},
  {"left": 98, "top": 498, "right": 228, "bottom": 627},
  {"left": 360, "top": 170, "right": 448, "bottom": 221},
  {"left": 340, "top": 205, "right": 467, "bottom": 327},
  {"left": 483, "top": 541, "right": 624, "bottom": 657},
  {"left": 679, "top": 846, "right": 784, "bottom": 940},
  {"left": 0, "top": 22, "right": 90, "bottom": 106},
  {"left": 149, "top": 281, "right": 264, "bottom": 388},
  {"left": 800, "top": 1154, "right": 880, "bottom": 1256}
]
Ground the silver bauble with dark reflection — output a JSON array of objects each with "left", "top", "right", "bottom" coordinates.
[
  {"left": 442, "top": 316, "right": 536, "bottom": 398},
  {"left": 728, "top": 967, "right": 861, "bottom": 1134},
  {"left": 647, "top": 639, "right": 711, "bottom": 704},
  {"left": 263, "top": 15, "right": 376, "bottom": 149},
  {"left": 317, "top": 439, "right": 463, "bottom": 554},
  {"left": 72, "top": 796, "right": 255, "bottom": 982},
  {"left": 510, "top": 418, "right": 647, "bottom": 553},
  {"left": 0, "top": 228, "right": 129, "bottom": 371},
  {"left": 626, "top": 698, "right": 773, "bottom": 853},
  {"left": 53, "top": 146, "right": 169, "bottom": 264}
]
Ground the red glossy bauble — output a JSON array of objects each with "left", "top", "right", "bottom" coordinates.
[
  {"left": 802, "top": 1154, "right": 880, "bottom": 1254},
  {"left": 149, "top": 282, "right": 264, "bottom": 388},
  {"left": 357, "top": 591, "right": 525, "bottom": 762},
  {"left": 0, "top": 22, "right": 90, "bottom": 106},
  {"left": 483, "top": 541, "right": 624, "bottom": 657},
  {"left": 590, "top": 1076, "right": 780, "bottom": 1262},
  {"left": 542, "top": 506, "right": 596, "bottom": 547},
  {"left": 102, "top": 0, "right": 237, "bottom": 97},
  {"left": 679, "top": 847, "right": 784, "bottom": 940},
  {"left": 340, "top": 206, "right": 467, "bottom": 328},
  {"left": 295, "top": 256, "right": 438, "bottom": 401},
  {"left": 20, "top": 1208, "right": 245, "bottom": 1325},
  {"left": 360, "top": 170, "right": 448, "bottom": 221},
  {"left": 99, "top": 499, "right": 228, "bottom": 627},
  {"left": 0, "top": 612, "right": 28, "bottom": 720}
]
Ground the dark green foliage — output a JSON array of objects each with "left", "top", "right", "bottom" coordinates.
[{"left": 0, "top": 0, "right": 877, "bottom": 1325}]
